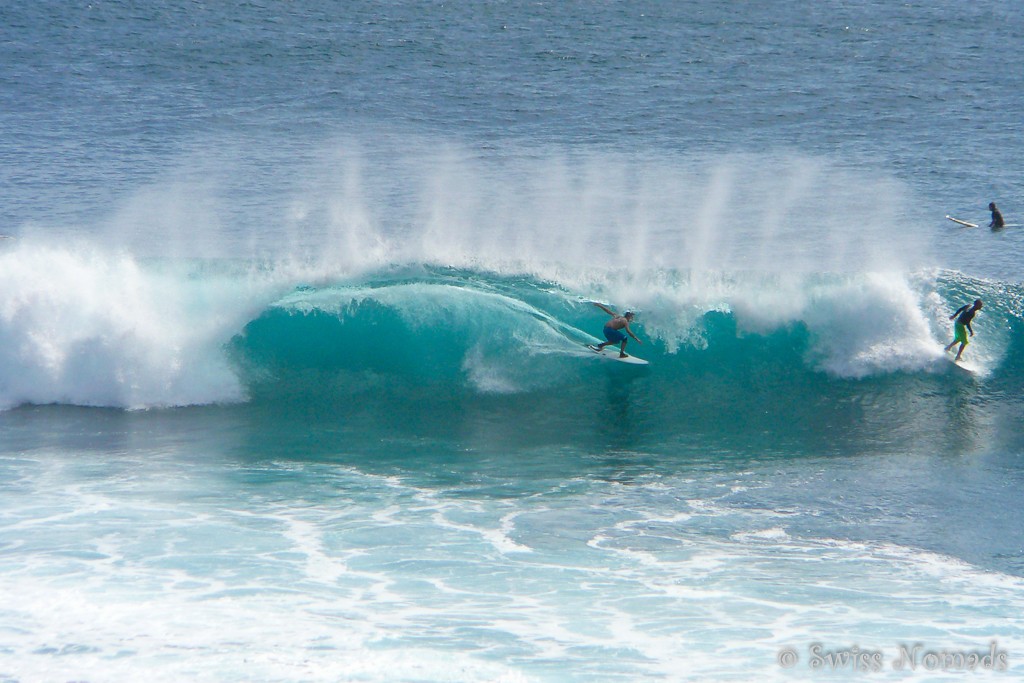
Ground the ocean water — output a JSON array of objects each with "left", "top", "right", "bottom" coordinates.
[{"left": 2, "top": 1, "right": 1024, "bottom": 680}]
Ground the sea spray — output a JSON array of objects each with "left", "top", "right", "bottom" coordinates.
[
  {"left": 92, "top": 137, "right": 930, "bottom": 278},
  {"left": 0, "top": 241, "right": 277, "bottom": 409}
]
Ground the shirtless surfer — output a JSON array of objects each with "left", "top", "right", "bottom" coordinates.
[
  {"left": 589, "top": 303, "right": 642, "bottom": 358},
  {"left": 944, "top": 299, "right": 983, "bottom": 362}
]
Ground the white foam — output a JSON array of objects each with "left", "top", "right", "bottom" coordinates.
[
  {"left": 0, "top": 241, "right": 281, "bottom": 409},
  {"left": 429, "top": 508, "right": 534, "bottom": 555},
  {"left": 798, "top": 272, "right": 951, "bottom": 377},
  {"left": 4, "top": 460, "right": 1024, "bottom": 681},
  {"left": 732, "top": 527, "right": 791, "bottom": 542}
]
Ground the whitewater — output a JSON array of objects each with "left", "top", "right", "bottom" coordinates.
[{"left": 3, "top": 1, "right": 1024, "bottom": 681}]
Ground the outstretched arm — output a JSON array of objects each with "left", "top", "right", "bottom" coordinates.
[
  {"left": 625, "top": 323, "right": 642, "bottom": 343},
  {"left": 592, "top": 302, "right": 617, "bottom": 317},
  {"left": 949, "top": 304, "right": 969, "bottom": 320}
]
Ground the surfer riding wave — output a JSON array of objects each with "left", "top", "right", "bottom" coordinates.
[
  {"left": 589, "top": 303, "right": 642, "bottom": 358},
  {"left": 944, "top": 299, "right": 983, "bottom": 362}
]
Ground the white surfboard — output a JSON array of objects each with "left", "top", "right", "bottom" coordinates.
[
  {"left": 586, "top": 344, "right": 649, "bottom": 365},
  {"left": 946, "top": 215, "right": 978, "bottom": 228},
  {"left": 951, "top": 357, "right": 980, "bottom": 374}
]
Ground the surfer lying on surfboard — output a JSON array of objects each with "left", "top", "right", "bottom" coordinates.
[
  {"left": 944, "top": 298, "right": 983, "bottom": 362},
  {"left": 589, "top": 303, "right": 642, "bottom": 358}
]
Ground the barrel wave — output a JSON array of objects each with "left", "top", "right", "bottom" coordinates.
[
  {"left": 2, "top": 237, "right": 1022, "bottom": 455},
  {"left": 219, "top": 265, "right": 1023, "bottom": 455}
]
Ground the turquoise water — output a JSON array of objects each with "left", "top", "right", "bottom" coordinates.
[{"left": 3, "top": 1, "right": 1024, "bottom": 680}]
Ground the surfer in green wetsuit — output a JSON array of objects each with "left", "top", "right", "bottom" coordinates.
[
  {"left": 944, "top": 299, "right": 983, "bottom": 362},
  {"left": 590, "top": 303, "right": 642, "bottom": 358}
]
